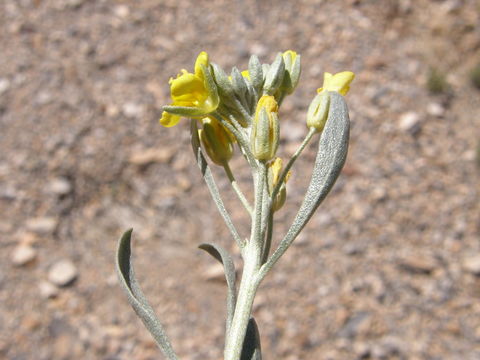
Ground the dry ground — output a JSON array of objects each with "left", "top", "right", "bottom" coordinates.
[{"left": 1, "top": 0, "right": 480, "bottom": 359}]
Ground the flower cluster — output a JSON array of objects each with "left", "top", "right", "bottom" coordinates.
[{"left": 160, "top": 50, "right": 354, "bottom": 210}]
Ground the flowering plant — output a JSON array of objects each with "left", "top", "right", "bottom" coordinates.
[{"left": 116, "top": 50, "right": 354, "bottom": 360}]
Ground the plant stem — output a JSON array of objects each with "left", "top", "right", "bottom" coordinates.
[
  {"left": 224, "top": 164, "right": 266, "bottom": 360},
  {"left": 271, "top": 127, "right": 317, "bottom": 201},
  {"left": 223, "top": 161, "right": 253, "bottom": 215}
]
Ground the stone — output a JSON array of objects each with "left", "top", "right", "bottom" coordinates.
[
  {"left": 0, "top": 78, "right": 10, "bottom": 95},
  {"left": 11, "top": 244, "right": 36, "bottom": 266},
  {"left": 114, "top": 5, "right": 130, "bottom": 18},
  {"left": 398, "top": 111, "right": 421, "bottom": 135},
  {"left": 462, "top": 255, "right": 480, "bottom": 275},
  {"left": 427, "top": 102, "right": 445, "bottom": 118},
  {"left": 39, "top": 280, "right": 59, "bottom": 299},
  {"left": 122, "top": 102, "right": 143, "bottom": 118},
  {"left": 26, "top": 217, "right": 58, "bottom": 234},
  {"left": 129, "top": 148, "right": 174, "bottom": 165},
  {"left": 48, "top": 259, "right": 78, "bottom": 287},
  {"left": 397, "top": 254, "right": 437, "bottom": 275},
  {"left": 48, "top": 177, "right": 72, "bottom": 196}
]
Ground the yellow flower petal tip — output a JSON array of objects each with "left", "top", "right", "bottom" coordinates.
[
  {"left": 318, "top": 71, "right": 355, "bottom": 96},
  {"left": 160, "top": 111, "right": 181, "bottom": 127},
  {"left": 160, "top": 51, "right": 219, "bottom": 127}
]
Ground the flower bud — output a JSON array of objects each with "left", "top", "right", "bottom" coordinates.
[
  {"left": 263, "top": 53, "right": 285, "bottom": 95},
  {"left": 280, "top": 50, "right": 301, "bottom": 94},
  {"left": 306, "top": 91, "right": 330, "bottom": 132},
  {"left": 268, "top": 158, "right": 291, "bottom": 212},
  {"left": 251, "top": 96, "right": 279, "bottom": 161},
  {"left": 199, "top": 117, "right": 234, "bottom": 166}
]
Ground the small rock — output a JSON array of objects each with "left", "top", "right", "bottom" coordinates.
[
  {"left": 114, "top": 5, "right": 130, "bottom": 18},
  {"left": 122, "top": 102, "right": 143, "bottom": 118},
  {"left": 427, "top": 102, "right": 445, "bottom": 118},
  {"left": 462, "top": 255, "right": 480, "bottom": 275},
  {"left": 48, "top": 177, "right": 72, "bottom": 196},
  {"left": 11, "top": 244, "right": 36, "bottom": 266},
  {"left": 129, "top": 148, "right": 174, "bottom": 165},
  {"left": 48, "top": 259, "right": 78, "bottom": 287},
  {"left": 39, "top": 280, "right": 59, "bottom": 299},
  {"left": 398, "top": 111, "right": 421, "bottom": 135},
  {"left": 0, "top": 78, "right": 10, "bottom": 95},
  {"left": 26, "top": 217, "right": 58, "bottom": 234},
  {"left": 397, "top": 254, "right": 437, "bottom": 275}
]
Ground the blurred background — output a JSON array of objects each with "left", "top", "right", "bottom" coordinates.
[{"left": 1, "top": 0, "right": 480, "bottom": 359}]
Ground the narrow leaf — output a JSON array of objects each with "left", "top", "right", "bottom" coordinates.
[
  {"left": 199, "top": 243, "right": 237, "bottom": 331},
  {"left": 191, "top": 120, "right": 244, "bottom": 248},
  {"left": 116, "top": 229, "right": 178, "bottom": 360},
  {"left": 240, "top": 318, "right": 262, "bottom": 360},
  {"left": 263, "top": 92, "right": 350, "bottom": 274}
]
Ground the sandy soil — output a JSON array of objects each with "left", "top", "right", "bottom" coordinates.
[{"left": 1, "top": 0, "right": 480, "bottom": 359}]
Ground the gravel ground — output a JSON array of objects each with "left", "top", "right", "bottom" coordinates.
[{"left": 1, "top": 0, "right": 480, "bottom": 359}]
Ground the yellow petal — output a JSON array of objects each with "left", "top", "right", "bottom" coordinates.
[
  {"left": 283, "top": 50, "right": 297, "bottom": 63},
  {"left": 170, "top": 72, "right": 206, "bottom": 101},
  {"left": 320, "top": 71, "right": 355, "bottom": 95},
  {"left": 159, "top": 111, "right": 181, "bottom": 127},
  {"left": 194, "top": 51, "right": 209, "bottom": 77},
  {"left": 241, "top": 70, "right": 250, "bottom": 80}
]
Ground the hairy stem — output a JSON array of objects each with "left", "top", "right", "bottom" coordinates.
[{"left": 223, "top": 161, "right": 253, "bottom": 215}]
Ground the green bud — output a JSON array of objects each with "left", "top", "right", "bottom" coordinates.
[
  {"left": 251, "top": 96, "right": 279, "bottom": 161},
  {"left": 281, "top": 50, "right": 301, "bottom": 94},
  {"left": 306, "top": 91, "right": 330, "bottom": 132},
  {"left": 248, "top": 55, "right": 264, "bottom": 94},
  {"left": 263, "top": 53, "right": 285, "bottom": 95},
  {"left": 199, "top": 117, "right": 234, "bottom": 166}
]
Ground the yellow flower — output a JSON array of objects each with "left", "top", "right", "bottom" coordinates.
[
  {"left": 267, "top": 158, "right": 291, "bottom": 211},
  {"left": 317, "top": 71, "right": 355, "bottom": 96},
  {"left": 160, "top": 52, "right": 219, "bottom": 127}
]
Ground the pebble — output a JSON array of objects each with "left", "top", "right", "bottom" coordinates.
[
  {"left": 0, "top": 78, "right": 10, "bottom": 95},
  {"left": 398, "top": 111, "right": 421, "bottom": 135},
  {"left": 397, "top": 254, "right": 437, "bottom": 275},
  {"left": 11, "top": 244, "right": 37, "bottom": 266},
  {"left": 462, "top": 255, "right": 480, "bottom": 275},
  {"left": 48, "top": 259, "right": 78, "bottom": 287},
  {"left": 122, "top": 102, "right": 144, "bottom": 118},
  {"left": 427, "top": 102, "right": 445, "bottom": 118},
  {"left": 39, "top": 280, "right": 59, "bottom": 299},
  {"left": 114, "top": 5, "right": 130, "bottom": 18},
  {"left": 48, "top": 177, "right": 72, "bottom": 196},
  {"left": 129, "top": 148, "right": 174, "bottom": 165},
  {"left": 26, "top": 217, "right": 58, "bottom": 234}
]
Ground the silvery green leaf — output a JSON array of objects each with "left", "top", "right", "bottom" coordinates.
[
  {"left": 245, "top": 81, "right": 258, "bottom": 115},
  {"left": 198, "top": 243, "right": 237, "bottom": 332},
  {"left": 261, "top": 92, "right": 350, "bottom": 275},
  {"left": 232, "top": 67, "right": 248, "bottom": 96},
  {"left": 202, "top": 64, "right": 220, "bottom": 109},
  {"left": 240, "top": 318, "right": 262, "bottom": 360},
  {"left": 261, "top": 64, "right": 270, "bottom": 82},
  {"left": 163, "top": 105, "right": 208, "bottom": 117},
  {"left": 263, "top": 53, "right": 285, "bottom": 96},
  {"left": 116, "top": 229, "right": 178, "bottom": 360},
  {"left": 212, "top": 63, "right": 236, "bottom": 99},
  {"left": 191, "top": 120, "right": 244, "bottom": 248},
  {"left": 248, "top": 55, "right": 264, "bottom": 94}
]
